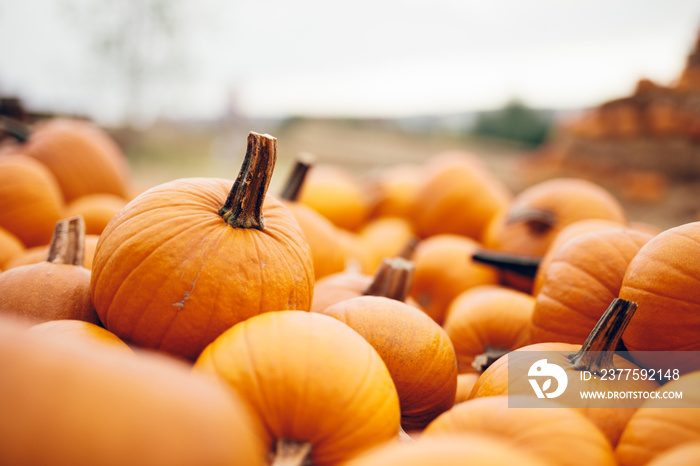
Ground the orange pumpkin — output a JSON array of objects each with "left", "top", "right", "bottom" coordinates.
[
  {"left": 279, "top": 158, "right": 346, "bottom": 279},
  {"left": 454, "top": 373, "right": 480, "bottom": 404},
  {"left": 471, "top": 299, "right": 660, "bottom": 446},
  {"left": 620, "top": 222, "right": 700, "bottom": 374},
  {"left": 344, "top": 434, "right": 546, "bottom": 466},
  {"left": 0, "top": 314, "right": 267, "bottom": 466},
  {"left": 423, "top": 395, "right": 616, "bottom": 466},
  {"left": 409, "top": 234, "right": 499, "bottom": 325},
  {"left": 484, "top": 178, "right": 627, "bottom": 257},
  {"left": 0, "top": 155, "right": 64, "bottom": 247},
  {"left": 90, "top": 132, "right": 314, "bottom": 361},
  {"left": 336, "top": 229, "right": 376, "bottom": 274},
  {"left": 64, "top": 193, "right": 128, "bottom": 235},
  {"left": 321, "top": 295, "right": 458, "bottom": 431},
  {"left": 411, "top": 151, "right": 511, "bottom": 242},
  {"left": 443, "top": 285, "right": 534, "bottom": 374},
  {"left": 28, "top": 319, "right": 131, "bottom": 352},
  {"left": 5, "top": 233, "right": 100, "bottom": 271},
  {"left": 365, "top": 164, "right": 422, "bottom": 220},
  {"left": 194, "top": 310, "right": 401, "bottom": 466},
  {"left": 0, "top": 216, "right": 99, "bottom": 325},
  {"left": 358, "top": 216, "right": 416, "bottom": 272},
  {"left": 616, "top": 371, "right": 700, "bottom": 466},
  {"left": 645, "top": 443, "right": 700, "bottom": 466},
  {"left": 0, "top": 227, "right": 23, "bottom": 269},
  {"left": 297, "top": 164, "right": 369, "bottom": 231},
  {"left": 5, "top": 117, "right": 131, "bottom": 202},
  {"left": 531, "top": 227, "right": 653, "bottom": 345}
]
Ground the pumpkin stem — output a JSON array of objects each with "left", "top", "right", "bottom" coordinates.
[
  {"left": 0, "top": 115, "right": 31, "bottom": 143},
  {"left": 218, "top": 132, "right": 276, "bottom": 230},
  {"left": 398, "top": 236, "right": 420, "bottom": 261},
  {"left": 280, "top": 154, "right": 314, "bottom": 202},
  {"left": 270, "top": 439, "right": 312, "bottom": 466},
  {"left": 471, "top": 249, "right": 541, "bottom": 278},
  {"left": 506, "top": 206, "right": 556, "bottom": 234},
  {"left": 568, "top": 298, "right": 637, "bottom": 375},
  {"left": 472, "top": 346, "right": 509, "bottom": 372},
  {"left": 363, "top": 257, "right": 414, "bottom": 302},
  {"left": 46, "top": 216, "right": 86, "bottom": 266}
]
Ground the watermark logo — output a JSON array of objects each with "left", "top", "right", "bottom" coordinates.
[{"left": 528, "top": 358, "right": 568, "bottom": 399}]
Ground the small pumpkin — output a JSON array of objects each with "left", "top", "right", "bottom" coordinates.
[
  {"left": 470, "top": 299, "right": 660, "bottom": 446},
  {"left": 365, "top": 164, "right": 422, "bottom": 220},
  {"left": 615, "top": 371, "right": 700, "bottom": 466},
  {"left": 64, "top": 193, "right": 128, "bottom": 235},
  {"left": 423, "top": 395, "right": 616, "bottom": 466},
  {"left": 194, "top": 310, "right": 401, "bottom": 466},
  {"left": 409, "top": 234, "right": 499, "bottom": 325},
  {"left": 0, "top": 227, "right": 23, "bottom": 269},
  {"left": 358, "top": 216, "right": 416, "bottom": 273},
  {"left": 321, "top": 295, "right": 458, "bottom": 431},
  {"left": 90, "top": 133, "right": 314, "bottom": 361},
  {"left": 0, "top": 314, "right": 267, "bottom": 466},
  {"left": 484, "top": 178, "right": 627, "bottom": 257},
  {"left": 0, "top": 216, "right": 99, "bottom": 325},
  {"left": 443, "top": 285, "right": 534, "bottom": 374},
  {"left": 531, "top": 227, "right": 653, "bottom": 345},
  {"left": 28, "top": 319, "right": 131, "bottom": 352},
  {"left": 0, "top": 155, "right": 64, "bottom": 247},
  {"left": 411, "top": 151, "right": 511, "bottom": 242},
  {"left": 620, "top": 221, "right": 700, "bottom": 374}
]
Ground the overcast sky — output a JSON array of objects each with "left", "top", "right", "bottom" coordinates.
[{"left": 1, "top": 0, "right": 700, "bottom": 125}]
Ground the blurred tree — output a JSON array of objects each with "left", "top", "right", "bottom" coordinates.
[
  {"left": 471, "top": 98, "right": 553, "bottom": 147},
  {"left": 62, "top": 0, "right": 189, "bottom": 127}
]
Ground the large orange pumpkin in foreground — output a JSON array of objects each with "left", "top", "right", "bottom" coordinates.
[
  {"left": 194, "top": 310, "right": 401, "bottom": 466},
  {"left": 91, "top": 133, "right": 314, "bottom": 361}
]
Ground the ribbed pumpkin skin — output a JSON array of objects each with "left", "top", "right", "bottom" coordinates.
[
  {"left": 0, "top": 315, "right": 267, "bottom": 466},
  {"left": 0, "top": 227, "right": 24, "bottom": 269},
  {"left": 484, "top": 178, "right": 627, "bottom": 257},
  {"left": 0, "top": 155, "right": 64, "bottom": 247},
  {"left": 65, "top": 193, "right": 128, "bottom": 235},
  {"left": 412, "top": 152, "right": 511, "bottom": 242},
  {"left": 423, "top": 396, "right": 616, "bottom": 466},
  {"left": 321, "top": 296, "right": 458, "bottom": 431},
  {"left": 344, "top": 434, "right": 547, "bottom": 466},
  {"left": 443, "top": 285, "right": 534, "bottom": 374},
  {"left": 0, "top": 262, "right": 99, "bottom": 325},
  {"left": 616, "top": 372, "right": 700, "bottom": 466},
  {"left": 531, "top": 228, "right": 653, "bottom": 345},
  {"left": 195, "top": 311, "right": 401, "bottom": 466},
  {"left": 620, "top": 222, "right": 700, "bottom": 374},
  {"left": 19, "top": 118, "right": 131, "bottom": 202},
  {"left": 90, "top": 178, "right": 314, "bottom": 361}
]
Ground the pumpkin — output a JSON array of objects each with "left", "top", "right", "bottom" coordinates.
[
  {"left": 5, "top": 233, "right": 100, "bottom": 270},
  {"left": 3, "top": 117, "right": 131, "bottom": 202},
  {"left": 64, "top": 193, "right": 128, "bottom": 235},
  {"left": 279, "top": 158, "right": 346, "bottom": 279},
  {"left": 616, "top": 371, "right": 700, "bottom": 466},
  {"left": 358, "top": 216, "right": 416, "bottom": 272},
  {"left": 484, "top": 178, "right": 627, "bottom": 257},
  {"left": 28, "top": 319, "right": 131, "bottom": 352},
  {"left": 0, "top": 227, "right": 23, "bottom": 269},
  {"left": 422, "top": 395, "right": 616, "bottom": 466},
  {"left": 336, "top": 229, "right": 376, "bottom": 274},
  {"left": 620, "top": 221, "right": 700, "bottom": 374},
  {"left": 90, "top": 132, "right": 314, "bottom": 361},
  {"left": 194, "top": 310, "right": 401, "bottom": 466},
  {"left": 365, "top": 164, "right": 422, "bottom": 220},
  {"left": 344, "top": 434, "right": 546, "bottom": 466},
  {"left": 454, "top": 373, "right": 480, "bottom": 404},
  {"left": 297, "top": 164, "right": 369, "bottom": 231},
  {"left": 443, "top": 285, "right": 534, "bottom": 374},
  {"left": 0, "top": 314, "right": 267, "bottom": 466},
  {"left": 470, "top": 299, "right": 660, "bottom": 446},
  {"left": 409, "top": 234, "right": 499, "bottom": 325},
  {"left": 645, "top": 443, "right": 700, "bottom": 466},
  {"left": 311, "top": 257, "right": 417, "bottom": 313},
  {"left": 0, "top": 155, "right": 64, "bottom": 247},
  {"left": 532, "top": 218, "right": 629, "bottom": 295},
  {"left": 0, "top": 216, "right": 99, "bottom": 325},
  {"left": 321, "top": 295, "right": 458, "bottom": 431},
  {"left": 531, "top": 227, "right": 653, "bottom": 345},
  {"left": 411, "top": 151, "right": 511, "bottom": 242}
]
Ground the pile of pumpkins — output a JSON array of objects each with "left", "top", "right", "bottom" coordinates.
[{"left": 0, "top": 117, "right": 699, "bottom": 466}]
